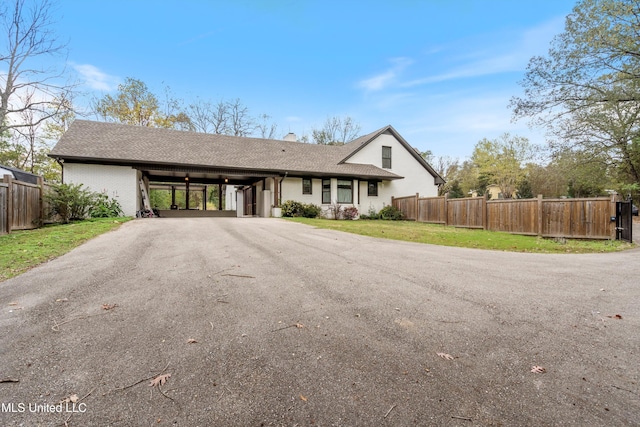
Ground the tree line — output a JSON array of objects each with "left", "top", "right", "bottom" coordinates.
[
  {"left": 1, "top": 0, "right": 638, "bottom": 204},
  {"left": 427, "top": 0, "right": 639, "bottom": 202}
]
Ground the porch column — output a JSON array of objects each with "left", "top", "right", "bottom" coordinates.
[
  {"left": 171, "top": 186, "right": 176, "bottom": 208},
  {"left": 273, "top": 176, "right": 279, "bottom": 207},
  {"left": 203, "top": 187, "right": 207, "bottom": 210},
  {"left": 218, "top": 183, "right": 222, "bottom": 210},
  {"left": 185, "top": 179, "right": 190, "bottom": 209}
]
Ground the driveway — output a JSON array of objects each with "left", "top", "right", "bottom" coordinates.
[{"left": 1, "top": 218, "right": 638, "bottom": 426}]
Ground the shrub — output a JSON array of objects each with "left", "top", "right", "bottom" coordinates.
[
  {"left": 378, "top": 205, "right": 404, "bottom": 220},
  {"left": 363, "top": 206, "right": 379, "bottom": 220},
  {"left": 342, "top": 206, "right": 358, "bottom": 220},
  {"left": 89, "top": 192, "right": 123, "bottom": 218},
  {"left": 327, "top": 203, "right": 342, "bottom": 220},
  {"left": 280, "top": 200, "right": 304, "bottom": 217},
  {"left": 301, "top": 203, "right": 321, "bottom": 218},
  {"left": 44, "top": 183, "right": 96, "bottom": 223}
]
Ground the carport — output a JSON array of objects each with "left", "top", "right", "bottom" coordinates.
[{"left": 137, "top": 164, "right": 283, "bottom": 217}]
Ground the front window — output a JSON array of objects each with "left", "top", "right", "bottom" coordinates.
[
  {"left": 382, "top": 146, "right": 392, "bottom": 169},
  {"left": 322, "top": 179, "right": 331, "bottom": 204},
  {"left": 367, "top": 181, "right": 378, "bottom": 197},
  {"left": 302, "top": 178, "right": 312, "bottom": 195},
  {"left": 337, "top": 179, "right": 353, "bottom": 203}
]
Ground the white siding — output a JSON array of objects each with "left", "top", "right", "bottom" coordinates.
[
  {"left": 345, "top": 133, "right": 438, "bottom": 213},
  {"left": 281, "top": 177, "right": 323, "bottom": 206},
  {"left": 64, "top": 163, "right": 139, "bottom": 216}
]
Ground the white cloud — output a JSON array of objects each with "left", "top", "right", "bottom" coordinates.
[
  {"left": 72, "top": 63, "right": 119, "bottom": 91},
  {"left": 357, "top": 57, "right": 413, "bottom": 92},
  {"left": 402, "top": 16, "right": 566, "bottom": 87}
]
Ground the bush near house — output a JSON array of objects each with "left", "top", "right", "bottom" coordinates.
[
  {"left": 280, "top": 200, "right": 321, "bottom": 218},
  {"left": 378, "top": 205, "right": 404, "bottom": 220},
  {"left": 44, "top": 183, "right": 123, "bottom": 223},
  {"left": 342, "top": 206, "right": 358, "bottom": 220},
  {"left": 89, "top": 192, "right": 124, "bottom": 218}
]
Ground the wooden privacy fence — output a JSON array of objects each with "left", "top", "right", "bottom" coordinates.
[
  {"left": 1, "top": 174, "right": 47, "bottom": 235},
  {"left": 392, "top": 193, "right": 616, "bottom": 239}
]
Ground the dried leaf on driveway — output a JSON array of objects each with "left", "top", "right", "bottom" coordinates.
[
  {"left": 149, "top": 373, "right": 171, "bottom": 388},
  {"left": 187, "top": 338, "right": 198, "bottom": 344},
  {"left": 295, "top": 323, "right": 305, "bottom": 329},
  {"left": 531, "top": 366, "right": 546, "bottom": 373},
  {"left": 437, "top": 352, "right": 454, "bottom": 360},
  {"left": 300, "top": 394, "right": 308, "bottom": 402},
  {"left": 102, "top": 303, "right": 117, "bottom": 310},
  {"left": 606, "top": 314, "right": 622, "bottom": 319},
  {"left": 60, "top": 394, "right": 79, "bottom": 404}
]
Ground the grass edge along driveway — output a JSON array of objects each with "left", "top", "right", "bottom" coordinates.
[
  {"left": 287, "top": 218, "right": 634, "bottom": 254},
  {"left": 0, "top": 217, "right": 131, "bottom": 282}
]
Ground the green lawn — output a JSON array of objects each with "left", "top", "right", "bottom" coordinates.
[
  {"left": 0, "top": 218, "right": 132, "bottom": 282},
  {"left": 287, "top": 218, "right": 634, "bottom": 254}
]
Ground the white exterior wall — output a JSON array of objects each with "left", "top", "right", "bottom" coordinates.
[
  {"left": 345, "top": 133, "right": 438, "bottom": 212},
  {"left": 64, "top": 163, "right": 139, "bottom": 217},
  {"left": 226, "top": 185, "right": 237, "bottom": 210},
  {"left": 281, "top": 177, "right": 323, "bottom": 205},
  {"left": 280, "top": 177, "right": 358, "bottom": 218}
]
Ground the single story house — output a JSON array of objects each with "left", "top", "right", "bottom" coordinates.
[{"left": 49, "top": 120, "right": 444, "bottom": 217}]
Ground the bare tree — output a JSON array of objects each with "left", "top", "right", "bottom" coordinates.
[
  {"left": 311, "top": 116, "right": 361, "bottom": 145},
  {"left": 186, "top": 98, "right": 230, "bottom": 134},
  {"left": 13, "top": 90, "right": 42, "bottom": 171},
  {"left": 186, "top": 98, "right": 215, "bottom": 133},
  {"left": 255, "top": 113, "right": 278, "bottom": 139},
  {"left": 227, "top": 98, "right": 254, "bottom": 137},
  {"left": 0, "top": 0, "right": 74, "bottom": 134}
]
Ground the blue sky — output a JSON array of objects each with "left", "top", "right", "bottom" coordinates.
[{"left": 52, "top": 0, "right": 578, "bottom": 159}]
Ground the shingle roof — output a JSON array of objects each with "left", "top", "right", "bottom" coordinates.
[
  {"left": 0, "top": 164, "right": 41, "bottom": 184},
  {"left": 50, "top": 120, "right": 404, "bottom": 180}
]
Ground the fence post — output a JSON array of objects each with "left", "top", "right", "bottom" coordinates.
[
  {"left": 3, "top": 175, "right": 12, "bottom": 234},
  {"left": 38, "top": 176, "right": 45, "bottom": 226},
  {"left": 537, "top": 194, "right": 543, "bottom": 237},
  {"left": 482, "top": 193, "right": 488, "bottom": 230},
  {"left": 444, "top": 192, "right": 449, "bottom": 226},
  {"left": 415, "top": 193, "right": 419, "bottom": 221}
]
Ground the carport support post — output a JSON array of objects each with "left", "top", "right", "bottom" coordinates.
[
  {"left": 203, "top": 187, "right": 207, "bottom": 210},
  {"left": 171, "top": 186, "right": 176, "bottom": 207},
  {"left": 185, "top": 180, "right": 190, "bottom": 210},
  {"left": 218, "top": 184, "right": 222, "bottom": 210},
  {"left": 273, "top": 176, "right": 279, "bottom": 208}
]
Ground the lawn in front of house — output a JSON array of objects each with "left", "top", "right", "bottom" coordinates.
[
  {"left": 0, "top": 218, "right": 132, "bottom": 282},
  {"left": 287, "top": 218, "right": 633, "bottom": 253}
]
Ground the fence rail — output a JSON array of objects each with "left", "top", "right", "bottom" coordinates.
[
  {"left": 1, "top": 174, "right": 47, "bottom": 235},
  {"left": 392, "top": 194, "right": 616, "bottom": 240}
]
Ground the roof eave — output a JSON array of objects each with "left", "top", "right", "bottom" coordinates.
[{"left": 50, "top": 155, "right": 404, "bottom": 181}]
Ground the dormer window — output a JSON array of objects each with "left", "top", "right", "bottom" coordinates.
[{"left": 382, "top": 146, "right": 392, "bottom": 169}]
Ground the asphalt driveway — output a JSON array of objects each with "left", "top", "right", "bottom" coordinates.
[{"left": 1, "top": 218, "right": 638, "bottom": 426}]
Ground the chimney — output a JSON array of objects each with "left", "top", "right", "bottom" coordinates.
[{"left": 283, "top": 132, "right": 297, "bottom": 142}]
